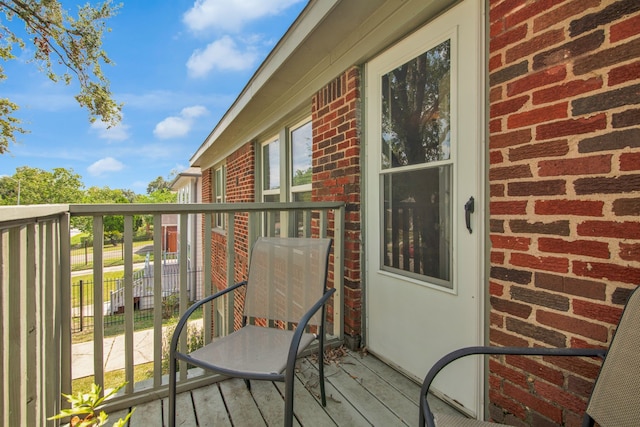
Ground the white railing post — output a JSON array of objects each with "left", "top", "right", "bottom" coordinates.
[
  {"left": 123, "top": 215, "right": 134, "bottom": 394},
  {"left": 92, "top": 216, "right": 105, "bottom": 393},
  {"left": 178, "top": 213, "right": 189, "bottom": 381},
  {"left": 203, "top": 214, "right": 213, "bottom": 345},
  {"left": 152, "top": 214, "right": 163, "bottom": 388},
  {"left": 225, "top": 212, "right": 235, "bottom": 336}
]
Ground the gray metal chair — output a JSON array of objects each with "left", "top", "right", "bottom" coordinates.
[
  {"left": 169, "top": 237, "right": 334, "bottom": 427},
  {"left": 420, "top": 285, "right": 640, "bottom": 427}
]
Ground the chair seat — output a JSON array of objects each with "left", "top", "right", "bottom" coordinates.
[
  {"left": 434, "top": 413, "right": 510, "bottom": 427},
  {"left": 187, "top": 325, "right": 317, "bottom": 375}
]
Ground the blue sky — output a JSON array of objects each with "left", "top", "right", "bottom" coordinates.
[{"left": 2, "top": 0, "right": 306, "bottom": 193}]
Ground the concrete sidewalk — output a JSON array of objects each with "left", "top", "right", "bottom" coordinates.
[
  {"left": 72, "top": 328, "right": 156, "bottom": 380},
  {"left": 71, "top": 319, "right": 203, "bottom": 380}
]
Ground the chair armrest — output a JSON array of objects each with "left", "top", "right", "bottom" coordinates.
[
  {"left": 419, "top": 346, "right": 606, "bottom": 427},
  {"left": 286, "top": 288, "right": 337, "bottom": 372},
  {"left": 170, "top": 281, "right": 247, "bottom": 356}
]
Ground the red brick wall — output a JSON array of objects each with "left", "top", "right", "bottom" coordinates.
[
  {"left": 228, "top": 143, "right": 255, "bottom": 330},
  {"left": 202, "top": 168, "right": 212, "bottom": 204},
  {"left": 201, "top": 168, "right": 226, "bottom": 292},
  {"left": 202, "top": 144, "right": 255, "bottom": 332},
  {"left": 489, "top": 0, "right": 640, "bottom": 424},
  {"left": 226, "top": 142, "right": 254, "bottom": 284},
  {"left": 312, "top": 67, "right": 362, "bottom": 342}
]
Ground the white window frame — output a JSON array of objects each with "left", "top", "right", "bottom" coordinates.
[
  {"left": 261, "top": 136, "right": 281, "bottom": 202},
  {"left": 257, "top": 116, "right": 313, "bottom": 237},
  {"left": 288, "top": 118, "right": 312, "bottom": 203},
  {"left": 260, "top": 136, "right": 281, "bottom": 236},
  {"left": 213, "top": 164, "right": 226, "bottom": 229}
]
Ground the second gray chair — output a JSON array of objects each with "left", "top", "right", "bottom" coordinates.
[
  {"left": 420, "top": 285, "right": 640, "bottom": 427},
  {"left": 169, "top": 237, "right": 335, "bottom": 427}
]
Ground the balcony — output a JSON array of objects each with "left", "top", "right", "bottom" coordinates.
[{"left": 1, "top": 202, "right": 458, "bottom": 426}]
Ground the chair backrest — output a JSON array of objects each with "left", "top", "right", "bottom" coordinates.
[
  {"left": 243, "top": 237, "right": 332, "bottom": 326},
  {"left": 586, "top": 286, "right": 640, "bottom": 426}
]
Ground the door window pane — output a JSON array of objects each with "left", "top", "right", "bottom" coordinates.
[
  {"left": 379, "top": 39, "right": 453, "bottom": 287},
  {"left": 383, "top": 166, "right": 451, "bottom": 286},
  {"left": 381, "top": 39, "right": 451, "bottom": 169}
]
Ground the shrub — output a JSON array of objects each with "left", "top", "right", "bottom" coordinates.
[
  {"left": 48, "top": 382, "right": 134, "bottom": 427},
  {"left": 161, "top": 321, "right": 204, "bottom": 373}
]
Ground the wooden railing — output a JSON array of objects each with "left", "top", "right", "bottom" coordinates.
[
  {"left": 0, "top": 205, "right": 72, "bottom": 426},
  {"left": 0, "top": 202, "right": 345, "bottom": 425}
]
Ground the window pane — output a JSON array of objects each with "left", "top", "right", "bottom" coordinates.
[
  {"left": 263, "top": 139, "right": 280, "bottom": 190},
  {"left": 293, "top": 191, "right": 311, "bottom": 203},
  {"left": 293, "top": 191, "right": 311, "bottom": 237},
  {"left": 215, "top": 168, "right": 222, "bottom": 198},
  {"left": 381, "top": 39, "right": 451, "bottom": 169},
  {"left": 214, "top": 167, "right": 224, "bottom": 228},
  {"left": 263, "top": 194, "right": 280, "bottom": 236},
  {"left": 383, "top": 166, "right": 451, "bottom": 286},
  {"left": 291, "top": 121, "right": 312, "bottom": 187}
]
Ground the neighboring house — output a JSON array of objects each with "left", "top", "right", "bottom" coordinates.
[
  {"left": 170, "top": 167, "right": 203, "bottom": 300},
  {"left": 188, "top": 0, "right": 640, "bottom": 425},
  {"left": 160, "top": 213, "right": 178, "bottom": 253}
]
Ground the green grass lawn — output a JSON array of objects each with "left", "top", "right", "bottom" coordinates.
[
  {"left": 72, "top": 307, "right": 203, "bottom": 344},
  {"left": 70, "top": 237, "right": 154, "bottom": 271},
  {"left": 72, "top": 361, "right": 155, "bottom": 395}
]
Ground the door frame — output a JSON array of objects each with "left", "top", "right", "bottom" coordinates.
[{"left": 361, "top": 0, "right": 487, "bottom": 417}]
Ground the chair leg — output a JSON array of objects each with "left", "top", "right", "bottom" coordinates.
[
  {"left": 284, "top": 378, "right": 294, "bottom": 427},
  {"left": 168, "top": 355, "right": 177, "bottom": 427},
  {"left": 319, "top": 344, "right": 327, "bottom": 407},
  {"left": 317, "top": 323, "right": 328, "bottom": 407}
]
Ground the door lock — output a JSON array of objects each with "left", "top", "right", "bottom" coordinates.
[{"left": 464, "top": 196, "right": 475, "bottom": 234}]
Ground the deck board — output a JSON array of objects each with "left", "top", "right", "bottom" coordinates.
[
  {"left": 289, "top": 361, "right": 371, "bottom": 427},
  {"left": 219, "top": 378, "right": 267, "bottom": 426},
  {"left": 128, "top": 399, "right": 162, "bottom": 426},
  {"left": 308, "top": 357, "right": 411, "bottom": 427},
  {"left": 274, "top": 376, "right": 339, "bottom": 426},
  {"left": 127, "top": 351, "right": 460, "bottom": 426},
  {"left": 249, "top": 380, "right": 298, "bottom": 426},
  {"left": 192, "top": 384, "right": 232, "bottom": 426},
  {"left": 338, "top": 354, "right": 418, "bottom": 425}
]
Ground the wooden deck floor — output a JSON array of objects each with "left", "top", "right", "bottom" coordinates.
[{"left": 113, "top": 350, "right": 461, "bottom": 426}]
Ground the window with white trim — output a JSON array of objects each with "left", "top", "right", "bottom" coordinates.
[
  {"left": 262, "top": 137, "right": 281, "bottom": 236},
  {"left": 289, "top": 120, "right": 312, "bottom": 236},
  {"left": 259, "top": 117, "right": 312, "bottom": 237}
]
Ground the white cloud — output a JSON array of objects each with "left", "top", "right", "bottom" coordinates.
[
  {"left": 181, "top": 105, "right": 208, "bottom": 119},
  {"left": 186, "top": 36, "right": 258, "bottom": 77},
  {"left": 154, "top": 105, "right": 209, "bottom": 139},
  {"left": 87, "top": 157, "right": 125, "bottom": 176},
  {"left": 183, "top": 0, "right": 303, "bottom": 33},
  {"left": 118, "top": 90, "right": 235, "bottom": 111},
  {"left": 136, "top": 143, "right": 182, "bottom": 160},
  {"left": 90, "top": 120, "right": 130, "bottom": 141}
]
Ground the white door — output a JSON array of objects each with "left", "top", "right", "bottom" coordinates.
[{"left": 365, "top": 0, "right": 483, "bottom": 416}]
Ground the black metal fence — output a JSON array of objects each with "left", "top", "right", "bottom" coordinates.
[
  {"left": 70, "top": 241, "right": 156, "bottom": 270},
  {"left": 71, "top": 266, "right": 203, "bottom": 333}
]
